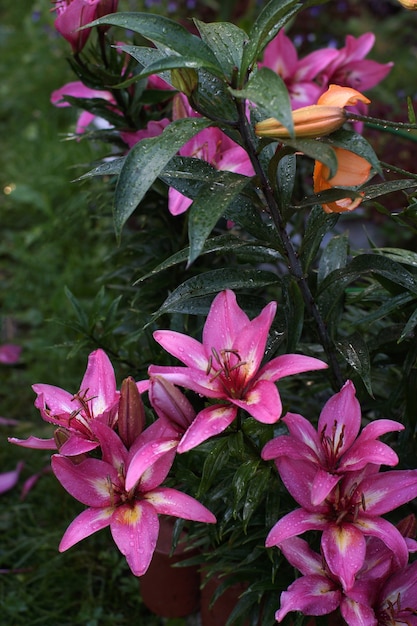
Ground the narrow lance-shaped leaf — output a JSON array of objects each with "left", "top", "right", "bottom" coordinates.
[
  {"left": 335, "top": 333, "right": 373, "bottom": 397},
  {"left": 230, "top": 67, "right": 293, "bottom": 137},
  {"left": 239, "top": 0, "right": 302, "bottom": 82},
  {"left": 194, "top": 20, "right": 248, "bottom": 78},
  {"left": 188, "top": 172, "right": 250, "bottom": 266},
  {"left": 145, "top": 268, "right": 278, "bottom": 327},
  {"left": 86, "top": 12, "right": 222, "bottom": 72},
  {"left": 114, "top": 117, "right": 212, "bottom": 237}
]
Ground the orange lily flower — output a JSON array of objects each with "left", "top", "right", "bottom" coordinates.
[
  {"left": 255, "top": 85, "right": 370, "bottom": 139},
  {"left": 313, "top": 147, "right": 372, "bottom": 213}
]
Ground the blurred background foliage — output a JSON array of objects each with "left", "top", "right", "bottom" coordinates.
[{"left": 1, "top": 0, "right": 416, "bottom": 624}]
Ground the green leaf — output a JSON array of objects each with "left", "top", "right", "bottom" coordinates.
[
  {"left": 374, "top": 247, "right": 417, "bottom": 268},
  {"left": 317, "top": 253, "right": 417, "bottom": 319},
  {"left": 325, "top": 129, "right": 382, "bottom": 176},
  {"left": 242, "top": 467, "right": 271, "bottom": 530},
  {"left": 87, "top": 12, "right": 221, "bottom": 69},
  {"left": 148, "top": 268, "right": 278, "bottom": 324},
  {"left": 114, "top": 117, "right": 211, "bottom": 237},
  {"left": 230, "top": 67, "right": 293, "bottom": 136},
  {"left": 239, "top": 0, "right": 302, "bottom": 82},
  {"left": 197, "top": 437, "right": 231, "bottom": 496},
  {"left": 76, "top": 157, "right": 125, "bottom": 181},
  {"left": 232, "top": 460, "right": 260, "bottom": 512},
  {"left": 317, "top": 233, "right": 349, "bottom": 286},
  {"left": 299, "top": 204, "right": 339, "bottom": 272},
  {"left": 400, "top": 305, "right": 417, "bottom": 342},
  {"left": 335, "top": 333, "right": 373, "bottom": 396},
  {"left": 188, "top": 172, "right": 250, "bottom": 265},
  {"left": 362, "top": 179, "right": 417, "bottom": 201},
  {"left": 194, "top": 20, "right": 248, "bottom": 78},
  {"left": 282, "top": 137, "right": 339, "bottom": 177},
  {"left": 295, "top": 186, "right": 363, "bottom": 210},
  {"left": 133, "top": 54, "right": 222, "bottom": 81},
  {"left": 64, "top": 286, "right": 88, "bottom": 330}
]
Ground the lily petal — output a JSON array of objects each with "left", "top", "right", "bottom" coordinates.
[
  {"left": 144, "top": 487, "right": 216, "bottom": 523},
  {"left": 59, "top": 506, "right": 113, "bottom": 551},
  {"left": 177, "top": 404, "right": 237, "bottom": 453}
]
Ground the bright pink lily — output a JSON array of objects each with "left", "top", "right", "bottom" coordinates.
[
  {"left": 260, "top": 29, "right": 340, "bottom": 109},
  {"left": 52, "top": 421, "right": 216, "bottom": 576},
  {"left": 266, "top": 459, "right": 417, "bottom": 592},
  {"left": 168, "top": 94, "right": 255, "bottom": 215},
  {"left": 149, "top": 290, "right": 327, "bottom": 452},
  {"left": 9, "top": 349, "right": 120, "bottom": 455},
  {"left": 319, "top": 33, "right": 393, "bottom": 97},
  {"left": 262, "top": 380, "right": 404, "bottom": 505},
  {"left": 54, "top": 0, "right": 119, "bottom": 53}
]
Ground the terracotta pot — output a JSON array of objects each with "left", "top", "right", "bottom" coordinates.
[
  {"left": 139, "top": 517, "right": 200, "bottom": 618},
  {"left": 200, "top": 572, "right": 252, "bottom": 626}
]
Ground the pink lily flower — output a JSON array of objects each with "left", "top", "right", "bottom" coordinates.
[
  {"left": 53, "top": 1, "right": 119, "bottom": 54},
  {"left": 52, "top": 421, "right": 216, "bottom": 576},
  {"left": 0, "top": 343, "right": 21, "bottom": 364},
  {"left": 259, "top": 29, "right": 340, "bottom": 109},
  {"left": 262, "top": 380, "right": 404, "bottom": 506},
  {"left": 120, "top": 118, "right": 171, "bottom": 149},
  {"left": 149, "top": 290, "right": 327, "bottom": 452},
  {"left": 266, "top": 459, "right": 417, "bottom": 592},
  {"left": 0, "top": 462, "right": 24, "bottom": 495},
  {"left": 9, "top": 349, "right": 120, "bottom": 455},
  {"left": 319, "top": 33, "right": 393, "bottom": 97},
  {"left": 51, "top": 81, "right": 116, "bottom": 135},
  {"left": 168, "top": 94, "right": 255, "bottom": 215},
  {"left": 373, "top": 559, "right": 417, "bottom": 625}
]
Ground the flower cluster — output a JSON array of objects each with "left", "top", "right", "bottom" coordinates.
[{"left": 262, "top": 381, "right": 417, "bottom": 623}]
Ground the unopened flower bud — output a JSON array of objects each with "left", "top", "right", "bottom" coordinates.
[
  {"left": 397, "top": 514, "right": 417, "bottom": 538},
  {"left": 149, "top": 376, "right": 195, "bottom": 432},
  {"left": 171, "top": 68, "right": 198, "bottom": 97},
  {"left": 118, "top": 376, "right": 145, "bottom": 448},
  {"left": 396, "top": 0, "right": 417, "bottom": 8},
  {"left": 255, "top": 105, "right": 348, "bottom": 140}
]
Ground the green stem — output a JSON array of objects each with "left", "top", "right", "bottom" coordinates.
[{"left": 236, "top": 100, "right": 344, "bottom": 390}]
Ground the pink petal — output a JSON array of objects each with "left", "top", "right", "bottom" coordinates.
[
  {"left": 232, "top": 379, "right": 282, "bottom": 423},
  {"left": 266, "top": 508, "right": 327, "bottom": 547},
  {"left": 149, "top": 376, "right": 195, "bottom": 432},
  {"left": 177, "top": 403, "right": 237, "bottom": 453},
  {"left": 275, "top": 457, "right": 324, "bottom": 509},
  {"left": 144, "top": 487, "right": 216, "bottom": 523},
  {"left": 261, "top": 30, "right": 298, "bottom": 79},
  {"left": 282, "top": 412, "right": 324, "bottom": 460},
  {"left": 341, "top": 440, "right": 400, "bottom": 471},
  {"left": 202, "top": 290, "right": 250, "bottom": 351},
  {"left": 59, "top": 506, "right": 113, "bottom": 551},
  {"left": 318, "top": 380, "right": 360, "bottom": 454},
  {"left": 110, "top": 500, "right": 159, "bottom": 576},
  {"left": 276, "top": 574, "right": 341, "bottom": 622},
  {"left": 80, "top": 349, "right": 117, "bottom": 417},
  {"left": 321, "top": 522, "right": 366, "bottom": 591},
  {"left": 152, "top": 330, "right": 207, "bottom": 369},
  {"left": 340, "top": 596, "right": 377, "bottom": 626},
  {"left": 279, "top": 537, "right": 324, "bottom": 576},
  {"left": 217, "top": 145, "right": 255, "bottom": 177},
  {"left": 355, "top": 515, "right": 409, "bottom": 569},
  {"left": 361, "top": 470, "right": 417, "bottom": 515},
  {"left": 90, "top": 421, "right": 127, "bottom": 468},
  {"left": 51, "top": 455, "right": 117, "bottom": 506},
  {"left": 295, "top": 48, "right": 340, "bottom": 81},
  {"left": 258, "top": 353, "right": 327, "bottom": 382},
  {"left": 8, "top": 435, "right": 56, "bottom": 450},
  {"left": 231, "top": 301, "right": 277, "bottom": 377},
  {"left": 311, "top": 468, "right": 341, "bottom": 506},
  {"left": 50, "top": 81, "right": 112, "bottom": 106},
  {"left": 381, "top": 560, "right": 417, "bottom": 609},
  {"left": 125, "top": 439, "right": 178, "bottom": 492},
  {"left": 148, "top": 365, "right": 223, "bottom": 399},
  {"left": 0, "top": 462, "right": 24, "bottom": 495},
  {"left": 58, "top": 434, "right": 99, "bottom": 456},
  {"left": 168, "top": 187, "right": 193, "bottom": 216},
  {"left": 261, "top": 433, "right": 318, "bottom": 464},
  {"left": 32, "top": 383, "right": 75, "bottom": 416}
]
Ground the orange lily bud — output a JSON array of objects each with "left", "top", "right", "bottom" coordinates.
[
  {"left": 255, "top": 85, "right": 370, "bottom": 140},
  {"left": 255, "top": 105, "right": 347, "bottom": 139},
  {"left": 396, "top": 0, "right": 417, "bottom": 8}
]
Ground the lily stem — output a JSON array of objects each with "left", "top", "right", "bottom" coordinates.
[{"left": 236, "top": 100, "right": 344, "bottom": 390}]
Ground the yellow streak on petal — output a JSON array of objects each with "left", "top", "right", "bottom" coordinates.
[{"left": 117, "top": 504, "right": 142, "bottom": 525}]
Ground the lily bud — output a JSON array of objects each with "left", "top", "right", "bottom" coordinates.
[
  {"left": 149, "top": 376, "right": 195, "bottom": 432},
  {"left": 397, "top": 514, "right": 417, "bottom": 539},
  {"left": 117, "top": 376, "right": 145, "bottom": 448},
  {"left": 255, "top": 105, "right": 348, "bottom": 139},
  {"left": 171, "top": 68, "right": 198, "bottom": 97}
]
